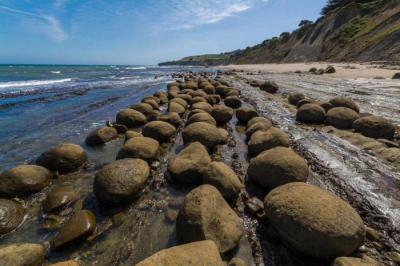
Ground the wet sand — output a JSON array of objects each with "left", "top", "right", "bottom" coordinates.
[{"left": 221, "top": 62, "right": 400, "bottom": 80}]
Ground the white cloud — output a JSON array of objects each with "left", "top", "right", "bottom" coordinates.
[
  {"left": 0, "top": 5, "right": 67, "bottom": 41},
  {"left": 160, "top": 0, "right": 268, "bottom": 30}
]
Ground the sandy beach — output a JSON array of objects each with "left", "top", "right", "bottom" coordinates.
[{"left": 221, "top": 62, "right": 400, "bottom": 80}]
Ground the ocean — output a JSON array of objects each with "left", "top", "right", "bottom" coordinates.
[{"left": 0, "top": 64, "right": 206, "bottom": 171}]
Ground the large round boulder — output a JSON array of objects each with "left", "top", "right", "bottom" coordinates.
[
  {"left": 247, "top": 116, "right": 272, "bottom": 128},
  {"left": 154, "top": 91, "right": 168, "bottom": 104},
  {"left": 329, "top": 97, "right": 360, "bottom": 113},
  {"left": 42, "top": 186, "right": 78, "bottom": 213},
  {"left": 36, "top": 143, "right": 87, "bottom": 174},
  {"left": 248, "top": 147, "right": 308, "bottom": 189},
  {"left": 260, "top": 81, "right": 279, "bottom": 93},
  {"left": 157, "top": 112, "right": 182, "bottom": 127},
  {"left": 0, "top": 243, "right": 45, "bottom": 266},
  {"left": 85, "top": 127, "right": 118, "bottom": 146},
  {"left": 168, "top": 102, "right": 185, "bottom": 116},
  {"left": 211, "top": 105, "right": 234, "bottom": 124},
  {"left": 142, "top": 121, "right": 176, "bottom": 143},
  {"left": 170, "top": 98, "right": 188, "bottom": 109},
  {"left": 264, "top": 182, "right": 365, "bottom": 259},
  {"left": 94, "top": 159, "right": 150, "bottom": 204},
  {"left": 168, "top": 142, "right": 211, "bottom": 184},
  {"left": 202, "top": 162, "right": 244, "bottom": 200},
  {"left": 327, "top": 107, "right": 360, "bottom": 129},
  {"left": 236, "top": 107, "right": 258, "bottom": 124},
  {"left": 192, "top": 102, "right": 213, "bottom": 113},
  {"left": 288, "top": 93, "right": 305, "bottom": 105},
  {"left": 297, "top": 98, "right": 315, "bottom": 109},
  {"left": 245, "top": 121, "right": 273, "bottom": 139},
  {"left": 353, "top": 116, "right": 396, "bottom": 139},
  {"left": 248, "top": 127, "right": 290, "bottom": 156},
  {"left": 224, "top": 96, "right": 242, "bottom": 109},
  {"left": 182, "top": 122, "right": 227, "bottom": 150},
  {"left": 130, "top": 103, "right": 153, "bottom": 116},
  {"left": 296, "top": 103, "right": 326, "bottom": 124},
  {"left": 142, "top": 98, "right": 159, "bottom": 110},
  {"left": 176, "top": 185, "right": 244, "bottom": 253},
  {"left": 125, "top": 130, "right": 143, "bottom": 141},
  {"left": 332, "top": 256, "right": 380, "bottom": 266},
  {"left": 117, "top": 137, "right": 159, "bottom": 161},
  {"left": 136, "top": 241, "right": 224, "bottom": 266},
  {"left": 0, "top": 199, "right": 25, "bottom": 235},
  {"left": 116, "top": 109, "right": 147, "bottom": 128},
  {"left": 0, "top": 165, "right": 52, "bottom": 197},
  {"left": 187, "top": 112, "right": 216, "bottom": 126}
]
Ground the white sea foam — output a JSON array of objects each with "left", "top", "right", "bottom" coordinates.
[
  {"left": 126, "top": 66, "right": 147, "bottom": 70},
  {"left": 51, "top": 71, "right": 61, "bottom": 74},
  {"left": 0, "top": 78, "right": 72, "bottom": 89}
]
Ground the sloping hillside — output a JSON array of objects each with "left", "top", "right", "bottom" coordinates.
[{"left": 159, "top": 0, "right": 400, "bottom": 66}]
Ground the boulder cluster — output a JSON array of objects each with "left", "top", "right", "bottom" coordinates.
[{"left": 292, "top": 95, "right": 396, "bottom": 140}]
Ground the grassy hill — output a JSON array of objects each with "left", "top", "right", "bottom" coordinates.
[{"left": 159, "top": 0, "right": 400, "bottom": 66}]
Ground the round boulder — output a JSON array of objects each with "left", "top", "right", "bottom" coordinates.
[
  {"left": 329, "top": 97, "right": 360, "bottom": 113},
  {"left": 297, "top": 99, "right": 315, "bottom": 109},
  {"left": 42, "top": 186, "right": 78, "bottom": 213},
  {"left": 0, "top": 199, "right": 25, "bottom": 235},
  {"left": 247, "top": 116, "right": 272, "bottom": 128},
  {"left": 182, "top": 122, "right": 227, "bottom": 150},
  {"left": 211, "top": 105, "right": 234, "bottom": 124},
  {"left": 264, "top": 182, "right": 365, "bottom": 259},
  {"left": 142, "top": 121, "right": 176, "bottom": 143},
  {"left": 246, "top": 121, "right": 273, "bottom": 139},
  {"left": 248, "top": 147, "right": 308, "bottom": 189},
  {"left": 353, "top": 116, "right": 396, "bottom": 139},
  {"left": 176, "top": 185, "right": 244, "bottom": 253},
  {"left": 236, "top": 107, "right": 258, "bottom": 124},
  {"left": 327, "top": 107, "right": 360, "bottom": 129},
  {"left": 202, "top": 162, "right": 244, "bottom": 200},
  {"left": 116, "top": 109, "right": 147, "bottom": 128},
  {"left": 85, "top": 127, "right": 118, "bottom": 146},
  {"left": 168, "top": 142, "right": 211, "bottom": 184},
  {"left": 192, "top": 102, "right": 213, "bottom": 113},
  {"left": 168, "top": 102, "right": 186, "bottom": 116},
  {"left": 224, "top": 96, "right": 242, "bottom": 109},
  {"left": 288, "top": 93, "right": 305, "bottom": 105},
  {"left": 0, "top": 243, "right": 45, "bottom": 266},
  {"left": 157, "top": 112, "right": 182, "bottom": 127},
  {"left": 0, "top": 165, "right": 52, "bottom": 197},
  {"left": 248, "top": 128, "right": 290, "bottom": 156},
  {"left": 260, "top": 81, "right": 279, "bottom": 93},
  {"left": 125, "top": 130, "right": 143, "bottom": 141},
  {"left": 130, "top": 103, "right": 153, "bottom": 116},
  {"left": 36, "top": 143, "right": 87, "bottom": 174},
  {"left": 94, "top": 159, "right": 150, "bottom": 204},
  {"left": 187, "top": 113, "right": 216, "bottom": 126},
  {"left": 170, "top": 98, "right": 188, "bottom": 109},
  {"left": 117, "top": 137, "right": 159, "bottom": 161},
  {"left": 296, "top": 104, "right": 326, "bottom": 124}
]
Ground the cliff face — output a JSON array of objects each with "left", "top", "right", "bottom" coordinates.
[{"left": 159, "top": 0, "right": 400, "bottom": 66}]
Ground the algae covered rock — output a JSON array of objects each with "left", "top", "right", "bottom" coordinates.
[
  {"left": 85, "top": 126, "right": 118, "bottom": 146},
  {"left": 296, "top": 103, "right": 326, "bottom": 124},
  {"left": 130, "top": 103, "right": 153, "bottom": 116},
  {"left": 329, "top": 97, "right": 360, "bottom": 113},
  {"left": 182, "top": 122, "right": 227, "bottom": 150},
  {"left": 247, "top": 117, "right": 272, "bottom": 128},
  {"left": 94, "top": 159, "right": 150, "bottom": 204},
  {"left": 116, "top": 108, "right": 147, "bottom": 128},
  {"left": 245, "top": 121, "right": 273, "bottom": 139},
  {"left": 211, "top": 105, "right": 234, "bottom": 124},
  {"left": 157, "top": 112, "right": 182, "bottom": 127},
  {"left": 42, "top": 186, "right": 78, "bottom": 213},
  {"left": 0, "top": 199, "right": 25, "bottom": 235},
  {"left": 192, "top": 102, "right": 213, "bottom": 112},
  {"left": 168, "top": 102, "right": 186, "bottom": 116},
  {"left": 248, "top": 147, "right": 308, "bottom": 189},
  {"left": 260, "top": 81, "right": 279, "bottom": 93},
  {"left": 332, "top": 255, "right": 381, "bottom": 266},
  {"left": 51, "top": 210, "right": 96, "bottom": 250},
  {"left": 353, "top": 116, "right": 396, "bottom": 139},
  {"left": 0, "top": 165, "right": 52, "bottom": 197},
  {"left": 288, "top": 93, "right": 305, "bottom": 105},
  {"left": 37, "top": 143, "right": 87, "bottom": 174},
  {"left": 168, "top": 142, "right": 211, "bottom": 184},
  {"left": 248, "top": 127, "right": 290, "bottom": 156},
  {"left": 264, "top": 182, "right": 365, "bottom": 259},
  {"left": 142, "top": 121, "right": 176, "bottom": 143},
  {"left": 136, "top": 240, "right": 224, "bottom": 266},
  {"left": 236, "top": 107, "right": 258, "bottom": 124},
  {"left": 202, "top": 161, "right": 244, "bottom": 200},
  {"left": 224, "top": 96, "right": 242, "bottom": 109},
  {"left": 0, "top": 243, "right": 45, "bottom": 266},
  {"left": 125, "top": 130, "right": 143, "bottom": 141},
  {"left": 176, "top": 185, "right": 244, "bottom": 253},
  {"left": 117, "top": 137, "right": 159, "bottom": 161},
  {"left": 187, "top": 112, "right": 216, "bottom": 126},
  {"left": 327, "top": 107, "right": 360, "bottom": 129}
]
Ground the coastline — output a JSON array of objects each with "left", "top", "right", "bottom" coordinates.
[{"left": 220, "top": 62, "right": 400, "bottom": 80}]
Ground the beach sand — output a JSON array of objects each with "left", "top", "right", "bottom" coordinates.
[{"left": 220, "top": 62, "right": 400, "bottom": 80}]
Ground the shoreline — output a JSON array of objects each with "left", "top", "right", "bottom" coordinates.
[{"left": 220, "top": 62, "right": 400, "bottom": 80}]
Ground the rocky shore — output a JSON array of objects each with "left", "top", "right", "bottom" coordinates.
[{"left": 0, "top": 69, "right": 399, "bottom": 265}]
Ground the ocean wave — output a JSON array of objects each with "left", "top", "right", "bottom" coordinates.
[
  {"left": 0, "top": 78, "right": 72, "bottom": 89},
  {"left": 51, "top": 71, "right": 61, "bottom": 74},
  {"left": 126, "top": 66, "right": 147, "bottom": 70}
]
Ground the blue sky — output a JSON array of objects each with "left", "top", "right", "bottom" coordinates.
[{"left": 0, "top": 0, "right": 327, "bottom": 65}]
